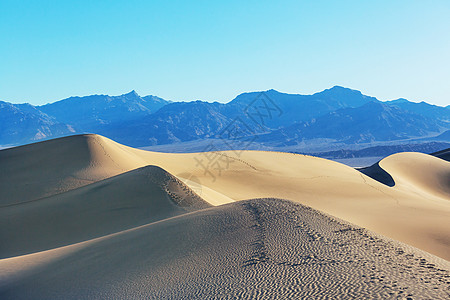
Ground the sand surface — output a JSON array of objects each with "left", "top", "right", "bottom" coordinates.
[
  {"left": 1, "top": 134, "right": 450, "bottom": 298},
  {"left": 1, "top": 199, "right": 449, "bottom": 299},
  {"left": 3, "top": 134, "right": 448, "bottom": 259},
  {"left": 0, "top": 165, "right": 209, "bottom": 258}
]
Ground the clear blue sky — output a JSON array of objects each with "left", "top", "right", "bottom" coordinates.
[{"left": 1, "top": 0, "right": 449, "bottom": 106}]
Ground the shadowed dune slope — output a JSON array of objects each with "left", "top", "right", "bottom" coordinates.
[
  {"left": 432, "top": 148, "right": 450, "bottom": 162},
  {"left": 1, "top": 134, "right": 449, "bottom": 259},
  {"left": 357, "top": 162, "right": 395, "bottom": 187},
  {"left": 0, "top": 165, "right": 210, "bottom": 259},
  {"left": 1, "top": 199, "right": 449, "bottom": 299}
]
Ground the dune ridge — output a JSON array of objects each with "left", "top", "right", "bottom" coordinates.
[
  {"left": 0, "top": 165, "right": 209, "bottom": 258},
  {"left": 1, "top": 199, "right": 449, "bottom": 299},
  {"left": 379, "top": 152, "right": 450, "bottom": 199},
  {"left": 1, "top": 134, "right": 449, "bottom": 259},
  {"left": 1, "top": 134, "right": 450, "bottom": 298},
  {"left": 0, "top": 134, "right": 147, "bottom": 206}
]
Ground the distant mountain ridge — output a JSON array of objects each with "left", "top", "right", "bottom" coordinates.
[
  {"left": 0, "top": 101, "right": 75, "bottom": 145},
  {"left": 1, "top": 86, "right": 449, "bottom": 150},
  {"left": 39, "top": 90, "right": 170, "bottom": 132},
  {"left": 257, "top": 101, "right": 446, "bottom": 145},
  {"left": 227, "top": 87, "right": 377, "bottom": 127}
]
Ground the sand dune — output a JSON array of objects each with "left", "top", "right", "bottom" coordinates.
[
  {"left": 0, "top": 135, "right": 148, "bottom": 206},
  {"left": 0, "top": 165, "right": 209, "bottom": 258},
  {"left": 1, "top": 199, "right": 449, "bottom": 299},
  {"left": 1, "top": 134, "right": 450, "bottom": 259},
  {"left": 1, "top": 134, "right": 450, "bottom": 298},
  {"left": 379, "top": 152, "right": 450, "bottom": 199}
]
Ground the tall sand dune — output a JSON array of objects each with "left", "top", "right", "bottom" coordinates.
[
  {"left": 1, "top": 199, "right": 449, "bottom": 299},
  {"left": 1, "top": 134, "right": 449, "bottom": 260},
  {"left": 138, "top": 148, "right": 450, "bottom": 259},
  {"left": 379, "top": 152, "right": 450, "bottom": 199},
  {"left": 0, "top": 134, "right": 147, "bottom": 206},
  {"left": 0, "top": 165, "right": 209, "bottom": 258}
]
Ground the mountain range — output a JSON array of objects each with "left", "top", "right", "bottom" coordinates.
[{"left": 1, "top": 86, "right": 449, "bottom": 152}]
